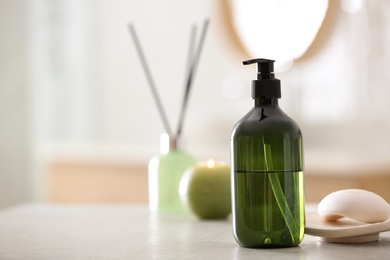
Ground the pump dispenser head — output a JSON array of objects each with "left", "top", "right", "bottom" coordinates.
[{"left": 243, "top": 58, "right": 281, "bottom": 99}]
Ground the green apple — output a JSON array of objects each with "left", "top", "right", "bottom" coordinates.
[{"left": 179, "top": 160, "right": 231, "bottom": 219}]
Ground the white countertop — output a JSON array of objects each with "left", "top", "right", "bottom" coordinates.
[{"left": 0, "top": 204, "right": 390, "bottom": 260}]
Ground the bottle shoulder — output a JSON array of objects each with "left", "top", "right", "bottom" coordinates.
[
  {"left": 232, "top": 106, "right": 301, "bottom": 137},
  {"left": 150, "top": 150, "right": 196, "bottom": 164}
]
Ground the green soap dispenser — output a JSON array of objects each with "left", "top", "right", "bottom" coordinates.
[
  {"left": 231, "top": 58, "right": 305, "bottom": 248},
  {"left": 149, "top": 133, "right": 196, "bottom": 213}
]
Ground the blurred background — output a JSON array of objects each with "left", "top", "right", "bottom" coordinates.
[{"left": 1, "top": 0, "right": 390, "bottom": 208}]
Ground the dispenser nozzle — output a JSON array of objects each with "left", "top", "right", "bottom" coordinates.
[
  {"left": 243, "top": 58, "right": 275, "bottom": 79},
  {"left": 243, "top": 58, "right": 281, "bottom": 99}
]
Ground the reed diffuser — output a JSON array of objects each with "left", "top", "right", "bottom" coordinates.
[{"left": 129, "top": 20, "right": 209, "bottom": 213}]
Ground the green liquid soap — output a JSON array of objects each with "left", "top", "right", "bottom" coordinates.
[
  {"left": 231, "top": 58, "right": 305, "bottom": 248},
  {"left": 233, "top": 171, "right": 304, "bottom": 247}
]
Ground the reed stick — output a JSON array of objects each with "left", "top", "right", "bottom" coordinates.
[
  {"left": 128, "top": 24, "right": 172, "bottom": 135},
  {"left": 176, "top": 19, "right": 210, "bottom": 137}
]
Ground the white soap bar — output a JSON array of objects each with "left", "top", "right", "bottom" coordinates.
[{"left": 318, "top": 189, "right": 390, "bottom": 223}]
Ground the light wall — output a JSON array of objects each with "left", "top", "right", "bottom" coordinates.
[
  {"left": 0, "top": 1, "right": 32, "bottom": 208},
  {"left": 1, "top": 0, "right": 390, "bottom": 206}
]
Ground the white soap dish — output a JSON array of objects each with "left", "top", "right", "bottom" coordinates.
[
  {"left": 305, "top": 210, "right": 390, "bottom": 243},
  {"left": 305, "top": 189, "right": 390, "bottom": 243}
]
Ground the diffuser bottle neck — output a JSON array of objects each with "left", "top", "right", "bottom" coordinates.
[{"left": 160, "top": 133, "right": 180, "bottom": 154}]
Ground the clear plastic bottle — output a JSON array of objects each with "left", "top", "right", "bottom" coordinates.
[
  {"left": 149, "top": 133, "right": 196, "bottom": 213},
  {"left": 231, "top": 59, "right": 304, "bottom": 248}
]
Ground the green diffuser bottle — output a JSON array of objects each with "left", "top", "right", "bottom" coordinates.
[
  {"left": 231, "top": 58, "right": 304, "bottom": 248},
  {"left": 149, "top": 133, "right": 196, "bottom": 213}
]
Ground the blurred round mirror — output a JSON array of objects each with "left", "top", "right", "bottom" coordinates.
[{"left": 229, "top": 0, "right": 329, "bottom": 71}]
